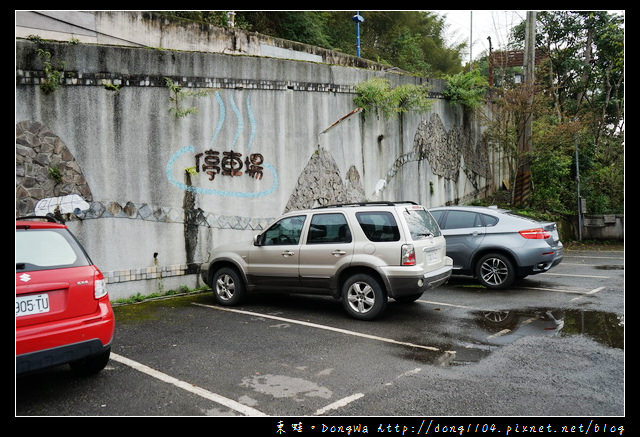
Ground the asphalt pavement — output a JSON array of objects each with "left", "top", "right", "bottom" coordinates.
[{"left": 16, "top": 248, "right": 625, "bottom": 428}]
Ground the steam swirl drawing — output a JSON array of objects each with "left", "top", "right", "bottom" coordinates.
[{"left": 166, "top": 90, "right": 279, "bottom": 198}]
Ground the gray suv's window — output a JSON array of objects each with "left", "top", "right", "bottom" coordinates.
[
  {"left": 430, "top": 210, "right": 444, "bottom": 225},
  {"left": 480, "top": 214, "right": 499, "bottom": 227},
  {"left": 262, "top": 215, "right": 306, "bottom": 245},
  {"left": 356, "top": 212, "right": 400, "bottom": 242},
  {"left": 403, "top": 208, "right": 442, "bottom": 238},
  {"left": 443, "top": 210, "right": 483, "bottom": 229},
  {"left": 307, "top": 213, "right": 352, "bottom": 244}
]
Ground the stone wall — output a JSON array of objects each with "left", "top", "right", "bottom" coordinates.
[
  {"left": 284, "top": 148, "right": 366, "bottom": 212},
  {"left": 16, "top": 120, "right": 92, "bottom": 216}
]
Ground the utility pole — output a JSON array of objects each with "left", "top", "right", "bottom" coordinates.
[
  {"left": 575, "top": 124, "right": 583, "bottom": 240},
  {"left": 513, "top": 11, "right": 536, "bottom": 208},
  {"left": 487, "top": 36, "right": 493, "bottom": 86},
  {"left": 469, "top": 11, "right": 473, "bottom": 70},
  {"left": 352, "top": 12, "right": 364, "bottom": 58}
]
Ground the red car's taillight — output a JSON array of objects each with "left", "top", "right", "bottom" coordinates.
[
  {"left": 519, "top": 228, "right": 551, "bottom": 239},
  {"left": 94, "top": 269, "right": 108, "bottom": 299},
  {"left": 401, "top": 244, "right": 416, "bottom": 266}
]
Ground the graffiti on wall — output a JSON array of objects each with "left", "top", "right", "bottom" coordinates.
[
  {"left": 194, "top": 150, "right": 264, "bottom": 180},
  {"left": 166, "top": 90, "right": 279, "bottom": 198}
]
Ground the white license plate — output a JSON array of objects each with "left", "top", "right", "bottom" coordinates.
[
  {"left": 16, "top": 293, "right": 50, "bottom": 317},
  {"left": 425, "top": 249, "right": 440, "bottom": 265}
]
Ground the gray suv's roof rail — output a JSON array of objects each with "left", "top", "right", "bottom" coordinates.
[{"left": 313, "top": 201, "right": 418, "bottom": 209}]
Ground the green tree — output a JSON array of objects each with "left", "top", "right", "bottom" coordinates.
[
  {"left": 163, "top": 11, "right": 465, "bottom": 77},
  {"left": 502, "top": 11, "right": 624, "bottom": 215},
  {"left": 236, "top": 11, "right": 332, "bottom": 48},
  {"left": 237, "top": 11, "right": 465, "bottom": 77}
]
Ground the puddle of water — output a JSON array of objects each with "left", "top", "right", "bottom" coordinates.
[
  {"left": 396, "top": 348, "right": 456, "bottom": 366},
  {"left": 558, "top": 309, "right": 624, "bottom": 349},
  {"left": 473, "top": 308, "right": 623, "bottom": 349},
  {"left": 595, "top": 265, "right": 624, "bottom": 270},
  {"left": 398, "top": 308, "right": 623, "bottom": 367}
]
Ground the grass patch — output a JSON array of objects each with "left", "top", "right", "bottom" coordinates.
[{"left": 111, "top": 285, "right": 210, "bottom": 306}]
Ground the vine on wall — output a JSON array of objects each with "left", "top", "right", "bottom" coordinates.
[{"left": 164, "top": 77, "right": 215, "bottom": 118}]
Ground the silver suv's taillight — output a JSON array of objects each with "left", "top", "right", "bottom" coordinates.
[
  {"left": 401, "top": 244, "right": 416, "bottom": 266},
  {"left": 94, "top": 270, "right": 108, "bottom": 299}
]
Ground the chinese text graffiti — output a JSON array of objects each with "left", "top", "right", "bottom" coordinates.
[{"left": 194, "top": 150, "right": 264, "bottom": 181}]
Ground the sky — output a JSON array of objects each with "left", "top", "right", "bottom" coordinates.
[
  {"left": 433, "top": 10, "right": 625, "bottom": 64},
  {"left": 433, "top": 10, "right": 527, "bottom": 63}
]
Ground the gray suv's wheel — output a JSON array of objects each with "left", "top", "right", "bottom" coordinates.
[
  {"left": 475, "top": 253, "right": 515, "bottom": 289},
  {"left": 342, "top": 273, "right": 387, "bottom": 320},
  {"left": 212, "top": 267, "right": 245, "bottom": 305}
]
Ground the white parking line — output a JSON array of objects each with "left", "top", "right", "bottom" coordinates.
[
  {"left": 486, "top": 329, "right": 512, "bottom": 339},
  {"left": 561, "top": 262, "right": 619, "bottom": 267},
  {"left": 570, "top": 286, "right": 605, "bottom": 302},
  {"left": 523, "top": 286, "right": 591, "bottom": 294},
  {"left": 485, "top": 316, "right": 538, "bottom": 340},
  {"left": 110, "top": 352, "right": 266, "bottom": 416},
  {"left": 543, "top": 272, "right": 610, "bottom": 279},
  {"left": 565, "top": 254, "right": 623, "bottom": 260},
  {"left": 314, "top": 393, "right": 364, "bottom": 415},
  {"left": 192, "top": 302, "right": 456, "bottom": 355},
  {"left": 417, "top": 300, "right": 479, "bottom": 310},
  {"left": 420, "top": 282, "right": 601, "bottom": 310}
]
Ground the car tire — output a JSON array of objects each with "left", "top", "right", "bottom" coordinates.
[
  {"left": 69, "top": 348, "right": 110, "bottom": 376},
  {"left": 212, "top": 267, "right": 246, "bottom": 306},
  {"left": 342, "top": 273, "right": 387, "bottom": 320},
  {"left": 475, "top": 253, "right": 515, "bottom": 289}
]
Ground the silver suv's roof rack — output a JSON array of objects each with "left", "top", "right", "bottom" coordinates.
[{"left": 313, "top": 201, "right": 418, "bottom": 209}]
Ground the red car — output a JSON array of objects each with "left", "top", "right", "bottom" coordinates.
[{"left": 16, "top": 216, "right": 115, "bottom": 375}]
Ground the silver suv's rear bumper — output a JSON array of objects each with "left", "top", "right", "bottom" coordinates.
[
  {"left": 423, "top": 263, "right": 453, "bottom": 289},
  {"left": 386, "top": 258, "right": 452, "bottom": 298}
]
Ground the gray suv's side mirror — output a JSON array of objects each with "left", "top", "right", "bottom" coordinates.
[{"left": 253, "top": 233, "right": 263, "bottom": 246}]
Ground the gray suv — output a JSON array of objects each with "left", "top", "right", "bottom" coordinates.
[
  {"left": 429, "top": 206, "right": 563, "bottom": 289},
  {"left": 201, "top": 201, "right": 452, "bottom": 320}
]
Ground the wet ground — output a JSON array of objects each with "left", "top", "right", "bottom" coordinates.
[{"left": 16, "top": 248, "right": 624, "bottom": 419}]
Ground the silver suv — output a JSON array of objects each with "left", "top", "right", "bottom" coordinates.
[{"left": 201, "top": 201, "right": 452, "bottom": 320}]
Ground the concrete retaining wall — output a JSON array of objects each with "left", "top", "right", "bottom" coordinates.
[
  {"left": 16, "top": 36, "right": 503, "bottom": 300},
  {"left": 582, "top": 215, "right": 624, "bottom": 241}
]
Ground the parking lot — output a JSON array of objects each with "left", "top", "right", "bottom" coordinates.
[{"left": 16, "top": 248, "right": 624, "bottom": 422}]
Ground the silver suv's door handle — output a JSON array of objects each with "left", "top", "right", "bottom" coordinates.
[
  {"left": 281, "top": 250, "right": 295, "bottom": 257},
  {"left": 332, "top": 250, "right": 346, "bottom": 256}
]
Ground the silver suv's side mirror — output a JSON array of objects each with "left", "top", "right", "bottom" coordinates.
[{"left": 253, "top": 233, "right": 263, "bottom": 246}]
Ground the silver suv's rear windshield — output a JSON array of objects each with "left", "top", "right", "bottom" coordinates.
[
  {"left": 403, "top": 208, "right": 442, "bottom": 239},
  {"left": 16, "top": 228, "right": 91, "bottom": 272}
]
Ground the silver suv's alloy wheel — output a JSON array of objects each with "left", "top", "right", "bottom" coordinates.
[
  {"left": 212, "top": 267, "right": 246, "bottom": 305},
  {"left": 346, "top": 281, "right": 376, "bottom": 315},
  {"left": 342, "top": 274, "right": 386, "bottom": 320},
  {"left": 216, "top": 273, "right": 236, "bottom": 301}
]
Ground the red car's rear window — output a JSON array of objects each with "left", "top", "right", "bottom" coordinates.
[{"left": 16, "top": 223, "right": 91, "bottom": 272}]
